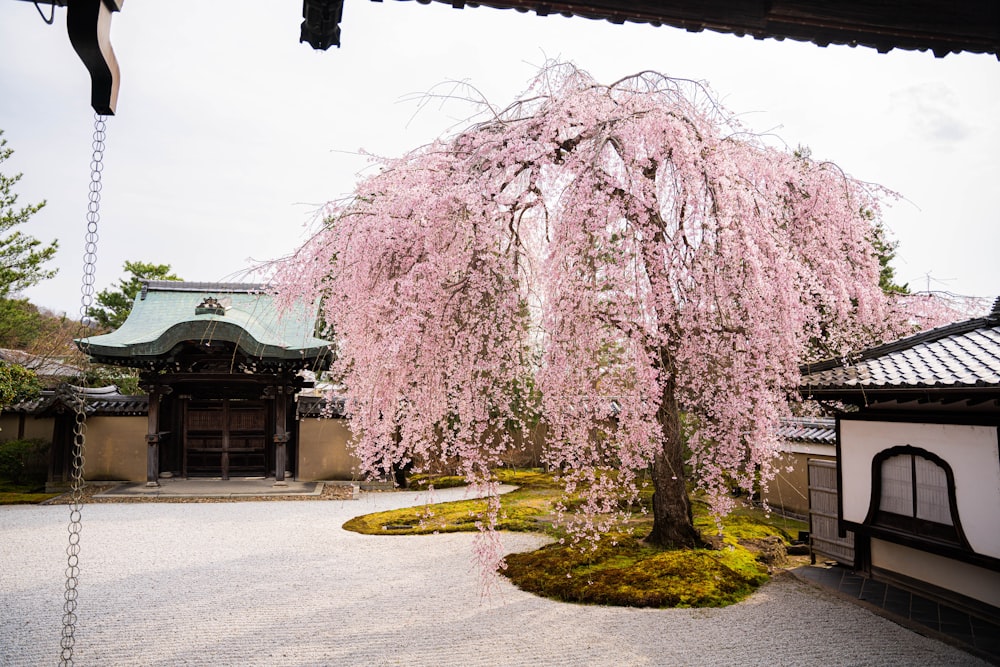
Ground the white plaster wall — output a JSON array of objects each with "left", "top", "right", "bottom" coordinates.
[
  {"left": 871, "top": 538, "right": 1000, "bottom": 608},
  {"left": 839, "top": 419, "right": 1000, "bottom": 559}
]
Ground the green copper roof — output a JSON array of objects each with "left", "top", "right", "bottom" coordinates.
[{"left": 77, "top": 281, "right": 332, "bottom": 365}]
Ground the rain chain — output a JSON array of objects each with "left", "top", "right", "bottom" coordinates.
[{"left": 60, "top": 113, "right": 106, "bottom": 667}]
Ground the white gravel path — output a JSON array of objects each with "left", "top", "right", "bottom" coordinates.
[{"left": 0, "top": 488, "right": 986, "bottom": 666}]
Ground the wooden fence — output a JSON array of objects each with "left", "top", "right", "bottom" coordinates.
[{"left": 807, "top": 458, "right": 855, "bottom": 565}]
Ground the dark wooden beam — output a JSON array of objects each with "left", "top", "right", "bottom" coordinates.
[
  {"left": 416, "top": 0, "right": 1000, "bottom": 58},
  {"left": 66, "top": 0, "right": 123, "bottom": 115}
]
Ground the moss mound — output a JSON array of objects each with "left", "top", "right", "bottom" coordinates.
[
  {"left": 343, "top": 469, "right": 803, "bottom": 607},
  {"left": 504, "top": 535, "right": 768, "bottom": 608}
]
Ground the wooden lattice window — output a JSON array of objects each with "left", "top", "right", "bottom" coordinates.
[{"left": 871, "top": 446, "right": 963, "bottom": 546}]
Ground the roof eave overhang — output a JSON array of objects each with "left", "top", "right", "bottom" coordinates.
[
  {"left": 800, "top": 384, "right": 1000, "bottom": 405},
  {"left": 79, "top": 320, "right": 331, "bottom": 365},
  {"left": 420, "top": 0, "right": 1000, "bottom": 58}
]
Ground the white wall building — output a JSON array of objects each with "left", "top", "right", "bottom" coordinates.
[{"left": 801, "top": 298, "right": 1000, "bottom": 619}]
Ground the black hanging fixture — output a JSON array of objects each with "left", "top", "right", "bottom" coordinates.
[
  {"left": 300, "top": 0, "right": 343, "bottom": 50},
  {"left": 17, "top": 0, "right": 124, "bottom": 115},
  {"left": 66, "top": 0, "right": 124, "bottom": 115}
]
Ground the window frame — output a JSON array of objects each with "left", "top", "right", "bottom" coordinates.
[{"left": 863, "top": 444, "right": 973, "bottom": 554}]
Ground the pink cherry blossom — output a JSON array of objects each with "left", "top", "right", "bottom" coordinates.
[{"left": 275, "top": 62, "right": 910, "bottom": 572}]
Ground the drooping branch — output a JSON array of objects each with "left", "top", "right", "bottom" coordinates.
[{"left": 275, "top": 60, "right": 904, "bottom": 565}]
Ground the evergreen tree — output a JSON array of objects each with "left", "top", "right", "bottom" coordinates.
[
  {"left": 0, "top": 361, "right": 41, "bottom": 408},
  {"left": 88, "top": 261, "right": 181, "bottom": 330},
  {"left": 0, "top": 131, "right": 58, "bottom": 298}
]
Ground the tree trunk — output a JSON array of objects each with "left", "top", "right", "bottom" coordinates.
[{"left": 645, "top": 374, "right": 702, "bottom": 549}]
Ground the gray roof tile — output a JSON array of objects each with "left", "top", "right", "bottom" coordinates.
[
  {"left": 777, "top": 417, "right": 837, "bottom": 444},
  {"left": 5, "top": 386, "right": 148, "bottom": 416},
  {"left": 801, "top": 308, "right": 1000, "bottom": 394}
]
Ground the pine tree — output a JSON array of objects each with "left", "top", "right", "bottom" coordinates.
[{"left": 0, "top": 130, "right": 58, "bottom": 298}]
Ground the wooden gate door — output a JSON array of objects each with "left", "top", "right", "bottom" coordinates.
[
  {"left": 184, "top": 399, "right": 268, "bottom": 479},
  {"left": 808, "top": 458, "right": 855, "bottom": 565}
]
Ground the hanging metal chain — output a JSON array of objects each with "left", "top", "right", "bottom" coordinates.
[{"left": 60, "top": 113, "right": 107, "bottom": 667}]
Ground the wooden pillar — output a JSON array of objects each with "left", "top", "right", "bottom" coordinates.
[
  {"left": 142, "top": 384, "right": 172, "bottom": 487},
  {"left": 145, "top": 386, "right": 160, "bottom": 487},
  {"left": 274, "top": 434, "right": 289, "bottom": 485},
  {"left": 220, "top": 398, "right": 230, "bottom": 481},
  {"left": 180, "top": 395, "right": 190, "bottom": 477},
  {"left": 274, "top": 386, "right": 290, "bottom": 486},
  {"left": 273, "top": 385, "right": 289, "bottom": 486}
]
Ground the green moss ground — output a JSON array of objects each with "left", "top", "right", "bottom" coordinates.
[
  {"left": 407, "top": 474, "right": 469, "bottom": 490},
  {"left": 342, "top": 469, "right": 557, "bottom": 535},
  {"left": 343, "top": 469, "right": 807, "bottom": 607},
  {"left": 0, "top": 480, "right": 59, "bottom": 505},
  {"left": 504, "top": 534, "right": 767, "bottom": 607}
]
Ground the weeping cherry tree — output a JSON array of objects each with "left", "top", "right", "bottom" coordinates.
[{"left": 276, "top": 63, "right": 904, "bottom": 570}]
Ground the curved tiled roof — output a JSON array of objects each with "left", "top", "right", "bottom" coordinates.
[
  {"left": 801, "top": 299, "right": 1000, "bottom": 401},
  {"left": 5, "top": 386, "right": 148, "bottom": 416},
  {"left": 77, "top": 281, "right": 332, "bottom": 368}
]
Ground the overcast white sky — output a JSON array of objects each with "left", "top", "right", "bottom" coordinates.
[{"left": 1, "top": 1, "right": 997, "bottom": 316}]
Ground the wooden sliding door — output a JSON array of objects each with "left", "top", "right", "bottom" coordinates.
[{"left": 184, "top": 399, "right": 267, "bottom": 478}]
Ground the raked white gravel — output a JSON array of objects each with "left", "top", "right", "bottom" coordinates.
[{"left": 0, "top": 487, "right": 986, "bottom": 666}]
